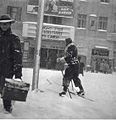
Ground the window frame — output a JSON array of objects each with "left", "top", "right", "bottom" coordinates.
[
  {"left": 77, "top": 14, "right": 87, "bottom": 28},
  {"left": 7, "top": 6, "right": 22, "bottom": 21},
  {"left": 98, "top": 16, "right": 108, "bottom": 30}
]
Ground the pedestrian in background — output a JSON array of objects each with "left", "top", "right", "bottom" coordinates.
[
  {"left": 0, "top": 14, "right": 23, "bottom": 113},
  {"left": 78, "top": 57, "right": 85, "bottom": 76},
  {"left": 57, "top": 38, "right": 85, "bottom": 96}
]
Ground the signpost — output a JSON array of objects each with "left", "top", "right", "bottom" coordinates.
[{"left": 32, "top": 0, "right": 45, "bottom": 90}]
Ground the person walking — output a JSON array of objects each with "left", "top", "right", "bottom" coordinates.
[
  {"left": 0, "top": 14, "right": 23, "bottom": 113},
  {"left": 57, "top": 38, "right": 85, "bottom": 96},
  {"left": 78, "top": 57, "right": 85, "bottom": 76}
]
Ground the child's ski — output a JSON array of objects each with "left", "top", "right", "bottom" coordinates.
[{"left": 69, "top": 91, "right": 94, "bottom": 102}]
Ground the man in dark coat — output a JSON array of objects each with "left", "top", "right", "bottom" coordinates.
[
  {"left": 57, "top": 38, "right": 85, "bottom": 96},
  {"left": 0, "top": 14, "right": 22, "bottom": 113}
]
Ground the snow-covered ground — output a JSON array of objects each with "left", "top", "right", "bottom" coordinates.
[{"left": 0, "top": 68, "right": 116, "bottom": 119}]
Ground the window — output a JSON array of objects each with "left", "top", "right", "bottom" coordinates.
[
  {"left": 113, "top": 24, "right": 116, "bottom": 33},
  {"left": 77, "top": 14, "right": 87, "bottom": 28},
  {"left": 89, "top": 14, "right": 97, "bottom": 31},
  {"left": 92, "top": 48, "right": 109, "bottom": 56},
  {"left": 100, "top": 0, "right": 109, "bottom": 3},
  {"left": 43, "top": 16, "right": 48, "bottom": 23},
  {"left": 98, "top": 16, "right": 108, "bottom": 30},
  {"left": 7, "top": 6, "right": 22, "bottom": 21},
  {"left": 51, "top": 16, "right": 62, "bottom": 24},
  {"left": 43, "top": 16, "right": 62, "bottom": 24},
  {"left": 28, "top": 0, "right": 38, "bottom": 5}
]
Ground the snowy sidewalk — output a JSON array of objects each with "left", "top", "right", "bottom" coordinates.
[{"left": 0, "top": 68, "right": 116, "bottom": 119}]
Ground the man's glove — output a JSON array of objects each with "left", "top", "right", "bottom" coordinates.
[
  {"left": 5, "top": 78, "right": 22, "bottom": 82},
  {"left": 5, "top": 78, "right": 12, "bottom": 83},
  {"left": 13, "top": 64, "right": 22, "bottom": 72}
]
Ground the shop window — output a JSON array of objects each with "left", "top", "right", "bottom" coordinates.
[
  {"left": 21, "top": 43, "right": 24, "bottom": 53},
  {"left": 100, "top": 0, "right": 109, "bottom": 3},
  {"left": 77, "top": 14, "right": 87, "bottom": 28},
  {"left": 40, "top": 48, "right": 48, "bottom": 68},
  {"left": 47, "top": 49, "right": 57, "bottom": 69},
  {"left": 113, "top": 24, "right": 116, "bottom": 33},
  {"left": 98, "top": 16, "right": 108, "bottom": 30},
  {"left": 43, "top": 16, "right": 48, "bottom": 23},
  {"left": 7, "top": 6, "right": 22, "bottom": 21},
  {"left": 28, "top": 47, "right": 34, "bottom": 61},
  {"left": 51, "top": 16, "right": 62, "bottom": 24},
  {"left": 92, "top": 48, "right": 109, "bottom": 56}
]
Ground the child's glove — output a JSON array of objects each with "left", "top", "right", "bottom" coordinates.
[{"left": 57, "top": 57, "right": 65, "bottom": 63}]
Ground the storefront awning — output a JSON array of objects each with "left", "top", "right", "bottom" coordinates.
[
  {"left": 89, "top": 14, "right": 97, "bottom": 17},
  {"left": 94, "top": 46, "right": 109, "bottom": 50}
]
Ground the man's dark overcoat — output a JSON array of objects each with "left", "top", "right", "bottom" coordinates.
[{"left": 0, "top": 28, "right": 22, "bottom": 92}]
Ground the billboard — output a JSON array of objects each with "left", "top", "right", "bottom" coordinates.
[
  {"left": 44, "top": 0, "right": 74, "bottom": 17},
  {"left": 27, "top": 0, "right": 39, "bottom": 14},
  {"left": 27, "top": 0, "right": 74, "bottom": 17}
]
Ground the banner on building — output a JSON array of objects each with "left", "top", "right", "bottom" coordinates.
[
  {"left": 27, "top": 0, "right": 74, "bottom": 17},
  {"left": 22, "top": 22, "right": 75, "bottom": 41},
  {"left": 42, "top": 23, "right": 74, "bottom": 41}
]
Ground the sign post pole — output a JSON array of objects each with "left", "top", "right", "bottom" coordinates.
[{"left": 32, "top": 0, "right": 45, "bottom": 90}]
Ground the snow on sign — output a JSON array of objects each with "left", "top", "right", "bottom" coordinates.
[{"left": 22, "top": 22, "right": 75, "bottom": 41}]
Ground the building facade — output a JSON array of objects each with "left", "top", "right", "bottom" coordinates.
[{"left": 0, "top": 0, "right": 116, "bottom": 72}]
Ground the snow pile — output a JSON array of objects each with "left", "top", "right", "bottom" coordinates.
[{"left": 0, "top": 68, "right": 116, "bottom": 119}]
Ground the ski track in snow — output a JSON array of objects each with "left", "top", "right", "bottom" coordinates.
[{"left": 0, "top": 68, "right": 116, "bottom": 119}]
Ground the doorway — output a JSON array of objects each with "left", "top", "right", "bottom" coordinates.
[{"left": 40, "top": 48, "right": 64, "bottom": 70}]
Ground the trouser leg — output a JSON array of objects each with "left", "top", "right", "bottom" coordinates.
[
  {"left": 62, "top": 77, "right": 70, "bottom": 93},
  {"left": 62, "top": 66, "right": 72, "bottom": 93},
  {"left": 73, "top": 77, "right": 84, "bottom": 91},
  {"left": 3, "top": 99, "right": 12, "bottom": 111},
  {"left": 0, "top": 76, "right": 12, "bottom": 112},
  {"left": 0, "top": 76, "right": 5, "bottom": 94}
]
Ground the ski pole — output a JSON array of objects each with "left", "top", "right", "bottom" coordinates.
[
  {"left": 67, "top": 88, "right": 72, "bottom": 99},
  {"left": 70, "top": 80, "right": 74, "bottom": 91}
]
